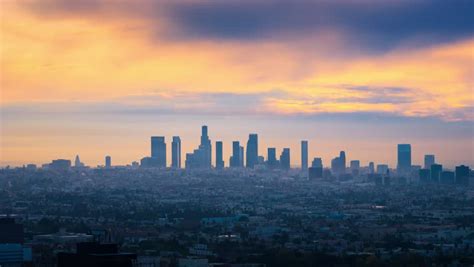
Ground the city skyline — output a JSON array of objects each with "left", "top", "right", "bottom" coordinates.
[
  {"left": 1, "top": 2, "right": 474, "bottom": 265},
  {"left": 10, "top": 124, "right": 472, "bottom": 171}
]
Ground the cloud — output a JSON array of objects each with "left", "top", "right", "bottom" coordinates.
[
  {"left": 167, "top": 1, "right": 474, "bottom": 49},
  {"left": 21, "top": 0, "right": 474, "bottom": 51},
  {"left": 1, "top": 2, "right": 472, "bottom": 122}
]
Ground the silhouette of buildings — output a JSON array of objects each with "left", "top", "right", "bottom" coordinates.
[
  {"left": 368, "top": 162, "right": 375, "bottom": 174},
  {"left": 215, "top": 141, "right": 224, "bottom": 169},
  {"left": 397, "top": 144, "right": 411, "bottom": 175},
  {"left": 105, "top": 156, "right": 111, "bottom": 168},
  {"left": 151, "top": 136, "right": 166, "bottom": 168},
  {"left": 331, "top": 151, "right": 346, "bottom": 175},
  {"left": 172, "top": 136, "right": 181, "bottom": 169},
  {"left": 376, "top": 164, "right": 389, "bottom": 175},
  {"left": 280, "top": 148, "right": 290, "bottom": 170},
  {"left": 246, "top": 134, "right": 258, "bottom": 168},
  {"left": 309, "top": 157, "right": 323, "bottom": 179},
  {"left": 185, "top": 126, "right": 212, "bottom": 169},
  {"left": 49, "top": 159, "right": 71, "bottom": 170},
  {"left": 230, "top": 141, "right": 243, "bottom": 168},
  {"left": 301, "top": 140, "right": 308, "bottom": 171},
  {"left": 350, "top": 160, "right": 360, "bottom": 176},
  {"left": 430, "top": 164, "right": 442, "bottom": 183},
  {"left": 74, "top": 155, "right": 84, "bottom": 168},
  {"left": 455, "top": 165, "right": 470, "bottom": 186},
  {"left": 424, "top": 154, "right": 435, "bottom": 169},
  {"left": 266, "top": 148, "right": 278, "bottom": 169},
  {"left": 440, "top": 171, "right": 455, "bottom": 184}
]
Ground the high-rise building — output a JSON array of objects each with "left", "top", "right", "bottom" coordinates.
[
  {"left": 215, "top": 141, "right": 224, "bottom": 169},
  {"left": 230, "top": 141, "right": 241, "bottom": 168},
  {"left": 376, "top": 164, "right": 389, "bottom": 175},
  {"left": 312, "top": 157, "right": 322, "bottom": 168},
  {"left": 350, "top": 160, "right": 360, "bottom": 170},
  {"left": 49, "top": 159, "right": 71, "bottom": 170},
  {"left": 246, "top": 134, "right": 258, "bottom": 168},
  {"left": 350, "top": 160, "right": 360, "bottom": 176},
  {"left": 424, "top": 154, "right": 435, "bottom": 169},
  {"left": 455, "top": 165, "right": 470, "bottom": 186},
  {"left": 331, "top": 151, "right": 346, "bottom": 175},
  {"left": 239, "top": 146, "right": 244, "bottom": 167},
  {"left": 397, "top": 144, "right": 411, "bottom": 175},
  {"left": 280, "top": 148, "right": 290, "bottom": 170},
  {"left": 267, "top": 148, "right": 278, "bottom": 168},
  {"left": 301, "top": 140, "right": 308, "bottom": 170},
  {"left": 171, "top": 136, "right": 181, "bottom": 168},
  {"left": 309, "top": 157, "right": 323, "bottom": 179},
  {"left": 75, "top": 155, "right": 81, "bottom": 168},
  {"left": 151, "top": 136, "right": 166, "bottom": 167},
  {"left": 140, "top": 157, "right": 159, "bottom": 168},
  {"left": 340, "top": 151, "right": 346, "bottom": 171},
  {"left": 105, "top": 156, "right": 111, "bottom": 168},
  {"left": 430, "top": 164, "right": 442, "bottom": 183},
  {"left": 200, "top": 125, "right": 212, "bottom": 167},
  {"left": 368, "top": 162, "right": 375, "bottom": 174},
  {"left": 74, "top": 155, "right": 85, "bottom": 168},
  {"left": 185, "top": 126, "right": 212, "bottom": 169}
]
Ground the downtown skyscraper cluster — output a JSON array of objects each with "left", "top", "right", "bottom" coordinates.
[
  {"left": 125, "top": 125, "right": 471, "bottom": 185},
  {"left": 139, "top": 125, "right": 301, "bottom": 171}
]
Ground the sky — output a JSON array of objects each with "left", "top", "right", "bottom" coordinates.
[{"left": 1, "top": 0, "right": 473, "bottom": 168}]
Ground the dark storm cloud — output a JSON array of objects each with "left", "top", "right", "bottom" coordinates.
[
  {"left": 25, "top": 0, "right": 474, "bottom": 51},
  {"left": 168, "top": 0, "right": 474, "bottom": 49}
]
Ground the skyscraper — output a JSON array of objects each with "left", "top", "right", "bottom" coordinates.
[
  {"left": 171, "top": 136, "right": 181, "bottom": 169},
  {"left": 350, "top": 160, "right": 360, "bottom": 176},
  {"left": 430, "top": 164, "right": 442, "bottom": 183},
  {"left": 397, "top": 144, "right": 411, "bottom": 175},
  {"left": 185, "top": 126, "right": 212, "bottom": 169},
  {"left": 105, "top": 156, "right": 111, "bottom": 168},
  {"left": 311, "top": 158, "right": 322, "bottom": 168},
  {"left": 267, "top": 148, "right": 278, "bottom": 169},
  {"left": 455, "top": 165, "right": 470, "bottom": 186},
  {"left": 215, "top": 141, "right": 224, "bottom": 169},
  {"left": 230, "top": 141, "right": 241, "bottom": 168},
  {"left": 424, "top": 154, "right": 435, "bottom": 169},
  {"left": 74, "top": 155, "right": 84, "bottom": 168},
  {"left": 368, "top": 162, "right": 375, "bottom": 174},
  {"left": 331, "top": 151, "right": 346, "bottom": 175},
  {"left": 246, "top": 134, "right": 258, "bottom": 168},
  {"left": 200, "top": 125, "right": 212, "bottom": 167},
  {"left": 340, "top": 151, "right": 346, "bottom": 172},
  {"left": 309, "top": 157, "right": 323, "bottom": 179},
  {"left": 376, "top": 164, "right": 389, "bottom": 175},
  {"left": 301, "top": 140, "right": 308, "bottom": 170},
  {"left": 151, "top": 136, "right": 166, "bottom": 167},
  {"left": 280, "top": 148, "right": 290, "bottom": 170}
]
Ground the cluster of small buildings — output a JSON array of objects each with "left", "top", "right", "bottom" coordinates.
[{"left": 1, "top": 163, "right": 474, "bottom": 266}]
